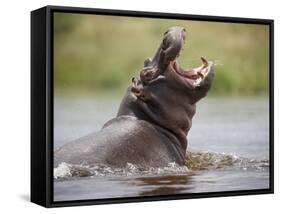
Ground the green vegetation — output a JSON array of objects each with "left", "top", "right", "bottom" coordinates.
[{"left": 54, "top": 13, "right": 269, "bottom": 96}]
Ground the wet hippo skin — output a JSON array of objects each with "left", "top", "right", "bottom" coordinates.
[{"left": 54, "top": 26, "right": 215, "bottom": 168}]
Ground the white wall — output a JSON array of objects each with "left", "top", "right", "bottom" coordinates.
[{"left": 0, "top": 0, "right": 279, "bottom": 213}]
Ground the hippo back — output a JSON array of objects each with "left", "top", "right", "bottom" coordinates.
[{"left": 54, "top": 116, "right": 185, "bottom": 168}]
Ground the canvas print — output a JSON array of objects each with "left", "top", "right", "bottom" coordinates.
[{"left": 53, "top": 12, "right": 270, "bottom": 202}]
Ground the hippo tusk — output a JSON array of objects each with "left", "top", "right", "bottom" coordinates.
[{"left": 201, "top": 57, "right": 208, "bottom": 68}]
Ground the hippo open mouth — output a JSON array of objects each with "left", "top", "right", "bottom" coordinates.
[{"left": 170, "top": 56, "right": 212, "bottom": 88}]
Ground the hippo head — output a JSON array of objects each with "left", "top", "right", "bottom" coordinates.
[
  {"left": 118, "top": 26, "right": 215, "bottom": 151},
  {"left": 140, "top": 26, "right": 214, "bottom": 103}
]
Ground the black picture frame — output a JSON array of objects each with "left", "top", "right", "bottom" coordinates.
[{"left": 31, "top": 5, "right": 274, "bottom": 208}]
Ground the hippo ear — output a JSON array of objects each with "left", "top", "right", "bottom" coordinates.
[
  {"left": 131, "top": 77, "right": 146, "bottom": 99},
  {"left": 143, "top": 58, "right": 152, "bottom": 67}
]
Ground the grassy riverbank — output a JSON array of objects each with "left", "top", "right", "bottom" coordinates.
[{"left": 54, "top": 13, "right": 269, "bottom": 96}]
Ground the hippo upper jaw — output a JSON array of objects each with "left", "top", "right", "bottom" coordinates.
[
  {"left": 140, "top": 26, "right": 186, "bottom": 84},
  {"left": 161, "top": 26, "right": 186, "bottom": 65}
]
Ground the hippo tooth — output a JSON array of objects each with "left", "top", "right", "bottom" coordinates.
[{"left": 201, "top": 57, "right": 208, "bottom": 68}]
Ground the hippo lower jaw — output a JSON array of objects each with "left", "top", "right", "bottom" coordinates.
[{"left": 170, "top": 57, "right": 213, "bottom": 88}]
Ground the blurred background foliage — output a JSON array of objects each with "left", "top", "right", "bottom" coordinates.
[{"left": 54, "top": 12, "right": 269, "bottom": 96}]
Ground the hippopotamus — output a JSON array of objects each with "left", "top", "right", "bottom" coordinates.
[{"left": 54, "top": 26, "right": 215, "bottom": 168}]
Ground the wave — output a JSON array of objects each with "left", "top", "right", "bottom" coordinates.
[{"left": 54, "top": 151, "right": 269, "bottom": 179}]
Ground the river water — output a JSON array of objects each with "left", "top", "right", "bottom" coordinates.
[{"left": 53, "top": 96, "right": 270, "bottom": 201}]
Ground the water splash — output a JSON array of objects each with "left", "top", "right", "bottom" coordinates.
[
  {"left": 54, "top": 151, "right": 269, "bottom": 179},
  {"left": 186, "top": 151, "right": 238, "bottom": 170},
  {"left": 54, "top": 162, "right": 189, "bottom": 179},
  {"left": 177, "top": 58, "right": 224, "bottom": 67},
  {"left": 213, "top": 59, "right": 224, "bottom": 66},
  {"left": 185, "top": 151, "right": 268, "bottom": 170}
]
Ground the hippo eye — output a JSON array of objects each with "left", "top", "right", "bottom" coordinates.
[
  {"left": 162, "top": 38, "right": 168, "bottom": 50},
  {"left": 183, "top": 28, "right": 186, "bottom": 32}
]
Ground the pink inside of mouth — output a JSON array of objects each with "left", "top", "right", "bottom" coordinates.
[{"left": 171, "top": 60, "right": 209, "bottom": 83}]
